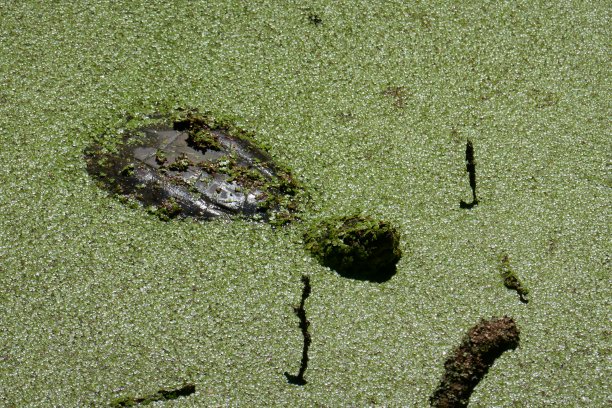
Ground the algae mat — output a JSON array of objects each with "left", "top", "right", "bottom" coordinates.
[{"left": 0, "top": 1, "right": 609, "bottom": 406}]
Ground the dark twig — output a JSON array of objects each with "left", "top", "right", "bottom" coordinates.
[
  {"left": 284, "top": 275, "right": 312, "bottom": 385},
  {"left": 460, "top": 139, "right": 479, "bottom": 208}
]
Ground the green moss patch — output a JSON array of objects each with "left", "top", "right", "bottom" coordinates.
[
  {"left": 148, "top": 197, "right": 182, "bottom": 221},
  {"left": 166, "top": 153, "right": 193, "bottom": 172},
  {"left": 187, "top": 129, "right": 223, "bottom": 153},
  {"left": 303, "top": 215, "right": 402, "bottom": 282},
  {"left": 154, "top": 149, "right": 167, "bottom": 165}
]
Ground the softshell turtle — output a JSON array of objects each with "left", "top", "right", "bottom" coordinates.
[{"left": 85, "top": 110, "right": 301, "bottom": 223}]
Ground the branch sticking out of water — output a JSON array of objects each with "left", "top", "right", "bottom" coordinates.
[
  {"left": 430, "top": 316, "right": 520, "bottom": 408},
  {"left": 460, "top": 139, "right": 479, "bottom": 209},
  {"left": 284, "top": 275, "right": 312, "bottom": 385}
]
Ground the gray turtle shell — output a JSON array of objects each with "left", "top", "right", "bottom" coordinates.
[{"left": 86, "top": 111, "right": 301, "bottom": 223}]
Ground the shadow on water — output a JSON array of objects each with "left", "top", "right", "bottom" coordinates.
[
  {"left": 459, "top": 199, "right": 478, "bottom": 209},
  {"left": 336, "top": 265, "right": 398, "bottom": 283}
]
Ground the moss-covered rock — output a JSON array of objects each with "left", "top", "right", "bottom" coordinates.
[{"left": 303, "top": 215, "right": 401, "bottom": 282}]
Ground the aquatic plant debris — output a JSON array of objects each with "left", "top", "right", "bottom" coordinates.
[
  {"left": 85, "top": 109, "right": 302, "bottom": 224},
  {"left": 430, "top": 316, "right": 520, "bottom": 408},
  {"left": 460, "top": 139, "right": 478, "bottom": 209},
  {"left": 284, "top": 275, "right": 312, "bottom": 385},
  {"left": 109, "top": 383, "right": 195, "bottom": 407},
  {"left": 383, "top": 85, "right": 407, "bottom": 108},
  {"left": 307, "top": 12, "right": 323, "bottom": 26},
  {"left": 303, "top": 215, "right": 402, "bottom": 282},
  {"left": 499, "top": 254, "right": 529, "bottom": 303}
]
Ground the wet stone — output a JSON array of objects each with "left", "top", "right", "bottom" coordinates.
[{"left": 85, "top": 110, "right": 302, "bottom": 224}]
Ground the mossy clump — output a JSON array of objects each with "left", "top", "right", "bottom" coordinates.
[
  {"left": 499, "top": 254, "right": 529, "bottom": 303},
  {"left": 120, "top": 163, "right": 135, "bottom": 177},
  {"left": 303, "top": 215, "right": 401, "bottom": 282},
  {"left": 155, "top": 149, "right": 167, "bottom": 165},
  {"left": 148, "top": 197, "right": 182, "bottom": 221},
  {"left": 226, "top": 164, "right": 266, "bottom": 185},
  {"left": 187, "top": 128, "right": 222, "bottom": 152},
  {"left": 167, "top": 153, "right": 193, "bottom": 172}
]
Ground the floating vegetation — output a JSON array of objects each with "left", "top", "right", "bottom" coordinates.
[
  {"left": 430, "top": 317, "right": 520, "bottom": 408},
  {"left": 284, "top": 275, "right": 312, "bottom": 385},
  {"left": 307, "top": 12, "right": 323, "bottom": 25},
  {"left": 383, "top": 85, "right": 407, "bottom": 108},
  {"left": 110, "top": 383, "right": 195, "bottom": 407},
  {"left": 85, "top": 109, "right": 303, "bottom": 224},
  {"left": 303, "top": 215, "right": 401, "bottom": 282},
  {"left": 499, "top": 253, "right": 529, "bottom": 303}
]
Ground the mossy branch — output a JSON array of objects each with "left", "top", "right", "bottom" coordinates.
[{"left": 499, "top": 254, "right": 529, "bottom": 303}]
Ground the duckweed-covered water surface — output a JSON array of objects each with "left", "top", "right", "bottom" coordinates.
[{"left": 0, "top": 1, "right": 609, "bottom": 407}]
